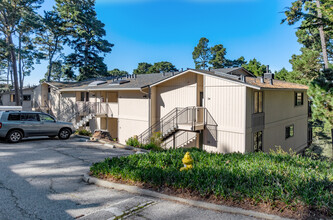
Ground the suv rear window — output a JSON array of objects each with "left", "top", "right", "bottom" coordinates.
[
  {"left": 21, "top": 113, "right": 38, "bottom": 121},
  {"left": 8, "top": 113, "right": 21, "bottom": 121}
]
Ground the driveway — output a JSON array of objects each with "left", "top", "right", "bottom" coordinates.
[{"left": 0, "top": 137, "right": 257, "bottom": 220}]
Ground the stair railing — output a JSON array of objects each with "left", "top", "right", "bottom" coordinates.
[{"left": 138, "top": 106, "right": 218, "bottom": 146}]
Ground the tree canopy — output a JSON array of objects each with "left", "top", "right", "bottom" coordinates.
[
  {"left": 133, "top": 61, "right": 178, "bottom": 74},
  {"left": 55, "top": 0, "right": 113, "bottom": 81}
]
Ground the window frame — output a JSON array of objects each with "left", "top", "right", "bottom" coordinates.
[
  {"left": 8, "top": 113, "right": 21, "bottom": 121},
  {"left": 254, "top": 91, "right": 263, "bottom": 113},
  {"left": 10, "top": 94, "right": 15, "bottom": 103},
  {"left": 39, "top": 113, "right": 56, "bottom": 123},
  {"left": 285, "top": 124, "right": 294, "bottom": 139},
  {"left": 23, "top": 95, "right": 31, "bottom": 101},
  {"left": 253, "top": 131, "right": 263, "bottom": 152},
  {"left": 294, "top": 92, "right": 304, "bottom": 106},
  {"left": 20, "top": 113, "right": 39, "bottom": 121}
]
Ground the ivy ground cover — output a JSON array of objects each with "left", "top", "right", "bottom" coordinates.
[{"left": 90, "top": 148, "right": 333, "bottom": 217}]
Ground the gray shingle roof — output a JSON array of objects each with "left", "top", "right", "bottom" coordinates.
[
  {"left": 59, "top": 72, "right": 180, "bottom": 91},
  {"left": 57, "top": 68, "right": 308, "bottom": 92}
]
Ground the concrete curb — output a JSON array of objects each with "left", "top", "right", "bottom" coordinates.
[
  {"left": 97, "top": 139, "right": 150, "bottom": 153},
  {"left": 73, "top": 134, "right": 91, "bottom": 139},
  {"left": 83, "top": 173, "right": 290, "bottom": 220}
]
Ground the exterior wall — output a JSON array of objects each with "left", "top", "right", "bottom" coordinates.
[
  {"left": 203, "top": 75, "right": 246, "bottom": 153},
  {"left": 245, "top": 87, "right": 253, "bottom": 152},
  {"left": 262, "top": 90, "right": 308, "bottom": 152},
  {"left": 1, "top": 88, "right": 34, "bottom": 111},
  {"left": 118, "top": 90, "right": 149, "bottom": 144},
  {"left": 41, "top": 84, "right": 48, "bottom": 107},
  {"left": 155, "top": 72, "right": 197, "bottom": 119}
]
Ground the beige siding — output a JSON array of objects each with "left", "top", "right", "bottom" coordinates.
[
  {"left": 155, "top": 72, "right": 197, "bottom": 119},
  {"left": 33, "top": 85, "right": 42, "bottom": 107},
  {"left": 118, "top": 90, "right": 149, "bottom": 144},
  {"left": 262, "top": 90, "right": 308, "bottom": 152},
  {"left": 41, "top": 84, "right": 48, "bottom": 107},
  {"left": 203, "top": 75, "right": 246, "bottom": 153},
  {"left": 245, "top": 89, "right": 308, "bottom": 153},
  {"left": 1, "top": 88, "right": 34, "bottom": 111}
]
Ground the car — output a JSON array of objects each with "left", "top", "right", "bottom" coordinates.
[{"left": 0, "top": 111, "right": 76, "bottom": 143}]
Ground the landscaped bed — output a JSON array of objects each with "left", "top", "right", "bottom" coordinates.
[{"left": 90, "top": 148, "right": 333, "bottom": 219}]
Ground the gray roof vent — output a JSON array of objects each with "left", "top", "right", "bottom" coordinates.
[
  {"left": 109, "top": 80, "right": 130, "bottom": 86},
  {"left": 88, "top": 81, "right": 107, "bottom": 87}
]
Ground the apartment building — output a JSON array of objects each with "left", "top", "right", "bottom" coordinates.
[
  {"left": 0, "top": 87, "right": 36, "bottom": 111},
  {"left": 53, "top": 67, "right": 309, "bottom": 153}
]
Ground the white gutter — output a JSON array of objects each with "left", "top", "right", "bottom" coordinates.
[{"left": 60, "top": 88, "right": 141, "bottom": 92}]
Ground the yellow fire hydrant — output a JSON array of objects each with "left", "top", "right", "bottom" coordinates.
[{"left": 180, "top": 152, "right": 194, "bottom": 171}]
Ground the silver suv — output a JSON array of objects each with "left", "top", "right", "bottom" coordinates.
[{"left": 0, "top": 111, "right": 75, "bottom": 143}]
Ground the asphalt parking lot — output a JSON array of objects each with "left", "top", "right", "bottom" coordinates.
[{"left": 0, "top": 137, "right": 257, "bottom": 220}]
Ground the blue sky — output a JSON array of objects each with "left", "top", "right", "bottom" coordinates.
[{"left": 27, "top": 0, "right": 301, "bottom": 85}]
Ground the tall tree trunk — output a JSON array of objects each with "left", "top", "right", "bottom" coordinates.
[
  {"left": 47, "top": 45, "right": 53, "bottom": 82},
  {"left": 316, "top": 0, "right": 329, "bottom": 69},
  {"left": 7, "top": 34, "right": 19, "bottom": 106},
  {"left": 7, "top": 59, "right": 10, "bottom": 85},
  {"left": 18, "top": 34, "right": 23, "bottom": 105},
  {"left": 47, "top": 59, "right": 53, "bottom": 82}
]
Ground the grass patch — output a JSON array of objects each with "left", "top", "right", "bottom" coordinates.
[
  {"left": 307, "top": 132, "right": 332, "bottom": 159},
  {"left": 91, "top": 148, "right": 333, "bottom": 217}
]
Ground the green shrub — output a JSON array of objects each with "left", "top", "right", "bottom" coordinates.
[
  {"left": 126, "top": 137, "right": 140, "bottom": 147},
  {"left": 126, "top": 134, "right": 163, "bottom": 151},
  {"left": 76, "top": 129, "right": 92, "bottom": 137},
  {"left": 91, "top": 148, "right": 333, "bottom": 216}
]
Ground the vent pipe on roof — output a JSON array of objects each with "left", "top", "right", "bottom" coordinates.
[
  {"left": 266, "top": 65, "right": 270, "bottom": 73},
  {"left": 270, "top": 79, "right": 273, "bottom": 85},
  {"left": 261, "top": 76, "right": 265, "bottom": 83},
  {"left": 181, "top": 68, "right": 183, "bottom": 72}
]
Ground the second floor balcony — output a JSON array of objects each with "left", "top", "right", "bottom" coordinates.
[{"left": 76, "top": 101, "right": 118, "bottom": 118}]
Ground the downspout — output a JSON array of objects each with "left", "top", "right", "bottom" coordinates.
[{"left": 140, "top": 86, "right": 151, "bottom": 127}]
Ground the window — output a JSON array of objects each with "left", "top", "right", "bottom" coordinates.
[
  {"left": 295, "top": 92, "right": 304, "bottom": 106},
  {"left": 21, "top": 113, "right": 38, "bottom": 121},
  {"left": 253, "top": 131, "right": 263, "bottom": 152},
  {"left": 10, "top": 94, "right": 15, "bottom": 102},
  {"left": 285, "top": 125, "right": 294, "bottom": 139},
  {"left": 80, "top": 92, "right": 85, "bottom": 101},
  {"left": 254, "top": 91, "right": 263, "bottom": 113},
  {"left": 40, "top": 114, "right": 55, "bottom": 122},
  {"left": 23, "top": 95, "right": 31, "bottom": 101},
  {"left": 80, "top": 92, "right": 89, "bottom": 101},
  {"left": 8, "top": 113, "right": 20, "bottom": 121}
]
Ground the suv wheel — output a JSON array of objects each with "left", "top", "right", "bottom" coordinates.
[
  {"left": 7, "top": 130, "right": 23, "bottom": 143},
  {"left": 58, "top": 128, "right": 71, "bottom": 140}
]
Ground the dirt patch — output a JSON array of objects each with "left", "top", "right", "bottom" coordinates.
[
  {"left": 91, "top": 173, "right": 331, "bottom": 220},
  {"left": 91, "top": 130, "right": 113, "bottom": 141}
]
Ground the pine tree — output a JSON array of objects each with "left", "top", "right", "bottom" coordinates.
[
  {"left": 209, "top": 44, "right": 227, "bottom": 69},
  {"left": 56, "top": 0, "right": 113, "bottom": 81},
  {"left": 35, "top": 10, "right": 67, "bottom": 82},
  {"left": 0, "top": 0, "right": 42, "bottom": 105},
  {"left": 192, "top": 37, "right": 211, "bottom": 70}
]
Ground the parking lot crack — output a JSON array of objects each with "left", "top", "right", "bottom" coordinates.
[
  {"left": 51, "top": 148, "right": 90, "bottom": 165},
  {"left": 0, "top": 181, "right": 42, "bottom": 220}
]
